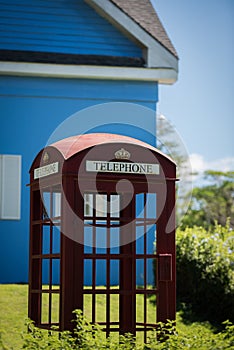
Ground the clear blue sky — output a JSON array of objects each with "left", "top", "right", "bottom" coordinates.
[{"left": 151, "top": 0, "right": 234, "bottom": 172}]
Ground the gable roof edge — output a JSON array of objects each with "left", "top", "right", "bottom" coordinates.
[
  {"left": 85, "top": 0, "right": 178, "bottom": 73},
  {"left": 109, "top": 0, "right": 178, "bottom": 58}
]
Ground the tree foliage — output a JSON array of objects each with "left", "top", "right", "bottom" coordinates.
[
  {"left": 157, "top": 114, "right": 193, "bottom": 227},
  {"left": 182, "top": 170, "right": 234, "bottom": 229}
]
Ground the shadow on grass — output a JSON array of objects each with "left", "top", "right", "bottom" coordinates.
[
  {"left": 176, "top": 301, "right": 224, "bottom": 332},
  {"left": 148, "top": 295, "right": 224, "bottom": 332}
]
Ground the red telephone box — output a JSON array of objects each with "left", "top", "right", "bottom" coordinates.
[{"left": 28, "top": 133, "right": 176, "bottom": 342}]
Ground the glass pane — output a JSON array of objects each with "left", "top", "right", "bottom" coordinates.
[
  {"left": 51, "top": 293, "right": 60, "bottom": 323},
  {"left": 84, "top": 294, "right": 92, "bottom": 322},
  {"left": 96, "top": 294, "right": 106, "bottom": 322},
  {"left": 96, "top": 194, "right": 107, "bottom": 217},
  {"left": 96, "top": 260, "right": 106, "bottom": 286},
  {"left": 52, "top": 259, "right": 60, "bottom": 286},
  {"left": 84, "top": 259, "right": 92, "bottom": 286},
  {"left": 42, "top": 225, "right": 50, "bottom": 255},
  {"left": 96, "top": 224, "right": 107, "bottom": 254},
  {"left": 42, "top": 191, "right": 50, "bottom": 219},
  {"left": 136, "top": 225, "right": 144, "bottom": 254},
  {"left": 136, "top": 259, "right": 144, "bottom": 287},
  {"left": 42, "top": 259, "right": 50, "bottom": 287},
  {"left": 146, "top": 193, "right": 156, "bottom": 219},
  {"left": 136, "top": 294, "right": 144, "bottom": 323},
  {"left": 110, "top": 294, "right": 119, "bottom": 322},
  {"left": 147, "top": 294, "right": 156, "bottom": 323},
  {"left": 110, "top": 194, "right": 120, "bottom": 217},
  {"left": 110, "top": 224, "right": 119, "bottom": 254},
  {"left": 52, "top": 192, "right": 61, "bottom": 218},
  {"left": 146, "top": 225, "right": 156, "bottom": 255},
  {"left": 52, "top": 225, "right": 60, "bottom": 254},
  {"left": 41, "top": 293, "right": 49, "bottom": 324},
  {"left": 84, "top": 225, "right": 93, "bottom": 254},
  {"left": 110, "top": 260, "right": 119, "bottom": 286},
  {"left": 136, "top": 193, "right": 145, "bottom": 219},
  {"left": 84, "top": 219, "right": 93, "bottom": 225},
  {"left": 147, "top": 259, "right": 155, "bottom": 287},
  {"left": 136, "top": 332, "right": 144, "bottom": 345},
  {"left": 84, "top": 193, "right": 93, "bottom": 217}
]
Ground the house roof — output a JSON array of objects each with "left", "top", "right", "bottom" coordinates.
[
  {"left": 0, "top": 0, "right": 178, "bottom": 82},
  {"left": 109, "top": 0, "right": 178, "bottom": 58}
]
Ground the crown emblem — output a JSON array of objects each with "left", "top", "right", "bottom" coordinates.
[
  {"left": 114, "top": 148, "right": 131, "bottom": 160},
  {"left": 43, "top": 152, "right": 50, "bottom": 164}
]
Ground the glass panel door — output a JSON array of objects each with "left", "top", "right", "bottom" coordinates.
[
  {"left": 29, "top": 185, "right": 61, "bottom": 329},
  {"left": 83, "top": 192, "right": 121, "bottom": 336},
  {"left": 81, "top": 190, "right": 158, "bottom": 341},
  {"left": 135, "top": 192, "right": 157, "bottom": 343}
]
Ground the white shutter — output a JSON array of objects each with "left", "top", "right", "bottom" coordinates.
[{"left": 0, "top": 155, "right": 22, "bottom": 220}]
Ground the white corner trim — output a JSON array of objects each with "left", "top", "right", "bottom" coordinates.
[
  {"left": 85, "top": 0, "right": 178, "bottom": 71},
  {"left": 0, "top": 62, "right": 178, "bottom": 84}
]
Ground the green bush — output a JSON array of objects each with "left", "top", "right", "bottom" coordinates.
[
  {"left": 176, "top": 221, "right": 234, "bottom": 323},
  {"left": 17, "top": 312, "right": 234, "bottom": 349},
  {"left": 1, "top": 310, "right": 233, "bottom": 349},
  {"left": 147, "top": 320, "right": 234, "bottom": 350},
  {"left": 21, "top": 310, "right": 138, "bottom": 350}
]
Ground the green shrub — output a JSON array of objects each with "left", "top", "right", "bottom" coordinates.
[
  {"left": 19, "top": 312, "right": 234, "bottom": 349},
  {"left": 1, "top": 310, "right": 233, "bottom": 349},
  {"left": 147, "top": 320, "right": 234, "bottom": 350},
  {"left": 176, "top": 221, "right": 234, "bottom": 323},
  {"left": 21, "top": 310, "right": 139, "bottom": 350}
]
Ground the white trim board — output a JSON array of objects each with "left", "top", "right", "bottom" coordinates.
[
  {"left": 85, "top": 0, "right": 178, "bottom": 71},
  {"left": 0, "top": 62, "right": 177, "bottom": 84}
]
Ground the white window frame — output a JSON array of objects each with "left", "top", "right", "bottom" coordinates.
[{"left": 0, "top": 154, "right": 22, "bottom": 220}]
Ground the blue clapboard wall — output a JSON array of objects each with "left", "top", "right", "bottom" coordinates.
[
  {"left": 0, "top": 0, "right": 157, "bottom": 286},
  {"left": 0, "top": 0, "right": 142, "bottom": 57},
  {"left": 0, "top": 75, "right": 158, "bottom": 284}
]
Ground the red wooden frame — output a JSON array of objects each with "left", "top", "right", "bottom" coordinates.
[{"left": 28, "top": 133, "right": 176, "bottom": 342}]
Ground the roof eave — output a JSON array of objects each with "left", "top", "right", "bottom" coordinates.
[{"left": 0, "top": 61, "right": 178, "bottom": 84}]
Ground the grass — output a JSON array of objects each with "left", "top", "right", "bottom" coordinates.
[
  {"left": 0, "top": 284, "right": 28, "bottom": 349},
  {"left": 0, "top": 284, "right": 217, "bottom": 349}
]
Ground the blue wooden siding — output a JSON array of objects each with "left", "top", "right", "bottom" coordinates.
[
  {"left": 0, "top": 0, "right": 142, "bottom": 57},
  {"left": 0, "top": 75, "right": 157, "bottom": 284}
]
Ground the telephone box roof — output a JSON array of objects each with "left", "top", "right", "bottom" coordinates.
[{"left": 50, "top": 133, "right": 175, "bottom": 164}]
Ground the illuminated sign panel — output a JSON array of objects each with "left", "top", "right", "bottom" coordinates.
[
  {"left": 34, "top": 162, "right": 59, "bottom": 179},
  {"left": 86, "top": 160, "right": 159, "bottom": 175}
]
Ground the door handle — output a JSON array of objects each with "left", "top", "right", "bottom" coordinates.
[{"left": 158, "top": 254, "right": 172, "bottom": 281}]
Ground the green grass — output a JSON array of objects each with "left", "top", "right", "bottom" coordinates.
[
  {"left": 0, "top": 284, "right": 217, "bottom": 349},
  {"left": 0, "top": 284, "right": 28, "bottom": 349}
]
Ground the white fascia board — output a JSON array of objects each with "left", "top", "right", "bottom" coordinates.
[
  {"left": 85, "top": 0, "right": 178, "bottom": 73},
  {"left": 0, "top": 62, "right": 177, "bottom": 84}
]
